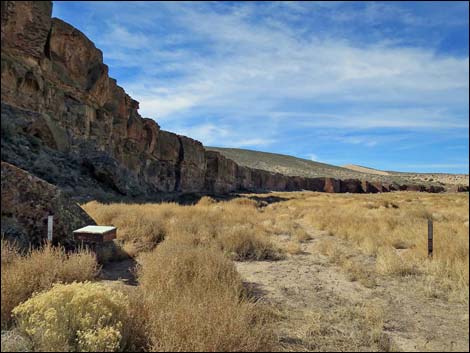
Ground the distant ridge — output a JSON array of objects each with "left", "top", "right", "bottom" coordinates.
[
  {"left": 206, "top": 147, "right": 368, "bottom": 180},
  {"left": 342, "top": 164, "right": 390, "bottom": 176},
  {"left": 207, "top": 147, "right": 469, "bottom": 187}
]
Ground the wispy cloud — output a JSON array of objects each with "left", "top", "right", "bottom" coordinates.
[{"left": 307, "top": 153, "right": 319, "bottom": 162}]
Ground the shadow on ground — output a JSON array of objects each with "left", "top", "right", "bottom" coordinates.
[
  {"left": 75, "top": 192, "right": 291, "bottom": 207},
  {"left": 243, "top": 281, "right": 270, "bottom": 302},
  {"left": 99, "top": 258, "right": 138, "bottom": 286}
]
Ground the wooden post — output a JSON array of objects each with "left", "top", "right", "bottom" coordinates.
[
  {"left": 47, "top": 215, "right": 53, "bottom": 243},
  {"left": 427, "top": 218, "right": 433, "bottom": 258}
]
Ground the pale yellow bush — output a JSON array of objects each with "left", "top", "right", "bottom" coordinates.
[
  {"left": 1, "top": 241, "right": 99, "bottom": 328},
  {"left": 13, "top": 282, "right": 128, "bottom": 352}
]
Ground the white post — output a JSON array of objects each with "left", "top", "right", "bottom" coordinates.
[{"left": 47, "top": 215, "right": 53, "bottom": 242}]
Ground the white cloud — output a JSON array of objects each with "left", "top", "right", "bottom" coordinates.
[
  {"left": 228, "top": 138, "right": 276, "bottom": 148},
  {"left": 101, "top": 23, "right": 149, "bottom": 49},
  {"left": 173, "top": 123, "right": 230, "bottom": 146},
  {"left": 307, "top": 153, "right": 319, "bottom": 161},
  {"left": 173, "top": 123, "right": 277, "bottom": 148}
]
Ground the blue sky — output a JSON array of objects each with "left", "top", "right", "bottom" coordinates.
[{"left": 53, "top": 1, "right": 469, "bottom": 173}]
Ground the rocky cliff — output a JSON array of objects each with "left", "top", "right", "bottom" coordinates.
[{"left": 1, "top": 1, "right": 448, "bottom": 199}]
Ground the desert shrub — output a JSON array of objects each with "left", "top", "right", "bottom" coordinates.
[
  {"left": 217, "top": 225, "right": 284, "bottom": 261},
  {"left": 1, "top": 239, "right": 20, "bottom": 265},
  {"left": 228, "top": 197, "right": 259, "bottom": 208},
  {"left": 137, "top": 241, "right": 276, "bottom": 351},
  {"left": 1, "top": 241, "right": 99, "bottom": 328},
  {"left": 13, "top": 282, "right": 128, "bottom": 352},
  {"left": 197, "top": 195, "right": 217, "bottom": 206}
]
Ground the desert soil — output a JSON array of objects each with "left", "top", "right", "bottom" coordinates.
[{"left": 236, "top": 225, "right": 469, "bottom": 352}]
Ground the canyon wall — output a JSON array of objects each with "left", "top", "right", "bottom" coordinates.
[{"left": 1, "top": 1, "right": 447, "bottom": 199}]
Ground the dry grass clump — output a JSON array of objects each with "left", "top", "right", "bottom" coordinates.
[
  {"left": 197, "top": 195, "right": 218, "bottom": 206},
  {"left": 82, "top": 198, "right": 283, "bottom": 261},
  {"left": 317, "top": 239, "right": 376, "bottom": 288},
  {"left": 375, "top": 246, "right": 419, "bottom": 276},
  {"left": 1, "top": 240, "right": 99, "bottom": 328},
  {"left": 137, "top": 240, "right": 277, "bottom": 351},
  {"left": 227, "top": 197, "right": 259, "bottom": 208},
  {"left": 305, "top": 301, "right": 390, "bottom": 351},
  {"left": 12, "top": 282, "right": 128, "bottom": 352},
  {"left": 285, "top": 240, "right": 302, "bottom": 255},
  {"left": 293, "top": 226, "right": 312, "bottom": 243},
  {"left": 218, "top": 225, "right": 284, "bottom": 261}
]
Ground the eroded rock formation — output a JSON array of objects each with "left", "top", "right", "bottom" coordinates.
[
  {"left": 1, "top": 161, "right": 96, "bottom": 248},
  {"left": 1, "top": 1, "right": 448, "bottom": 199}
]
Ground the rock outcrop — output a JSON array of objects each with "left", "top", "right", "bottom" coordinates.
[
  {"left": 1, "top": 161, "right": 96, "bottom": 249},
  {"left": 0, "top": 1, "right": 450, "bottom": 200}
]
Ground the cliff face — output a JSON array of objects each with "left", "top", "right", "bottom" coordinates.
[{"left": 0, "top": 1, "right": 446, "bottom": 198}]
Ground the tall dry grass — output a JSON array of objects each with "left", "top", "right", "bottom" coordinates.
[
  {"left": 136, "top": 240, "right": 277, "bottom": 351},
  {"left": 82, "top": 198, "right": 284, "bottom": 261},
  {"left": 1, "top": 240, "right": 99, "bottom": 328},
  {"left": 83, "top": 192, "right": 468, "bottom": 303},
  {"left": 279, "top": 192, "right": 469, "bottom": 302}
]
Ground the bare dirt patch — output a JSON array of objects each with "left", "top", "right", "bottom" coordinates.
[
  {"left": 236, "top": 226, "right": 469, "bottom": 352},
  {"left": 99, "top": 258, "right": 138, "bottom": 286}
]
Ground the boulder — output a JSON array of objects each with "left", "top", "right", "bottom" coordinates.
[{"left": 1, "top": 161, "right": 95, "bottom": 249}]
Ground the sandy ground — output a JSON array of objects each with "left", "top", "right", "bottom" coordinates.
[{"left": 236, "top": 226, "right": 469, "bottom": 352}]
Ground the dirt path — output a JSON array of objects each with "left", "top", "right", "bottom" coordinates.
[
  {"left": 236, "top": 227, "right": 469, "bottom": 352},
  {"left": 99, "top": 258, "right": 138, "bottom": 286}
]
